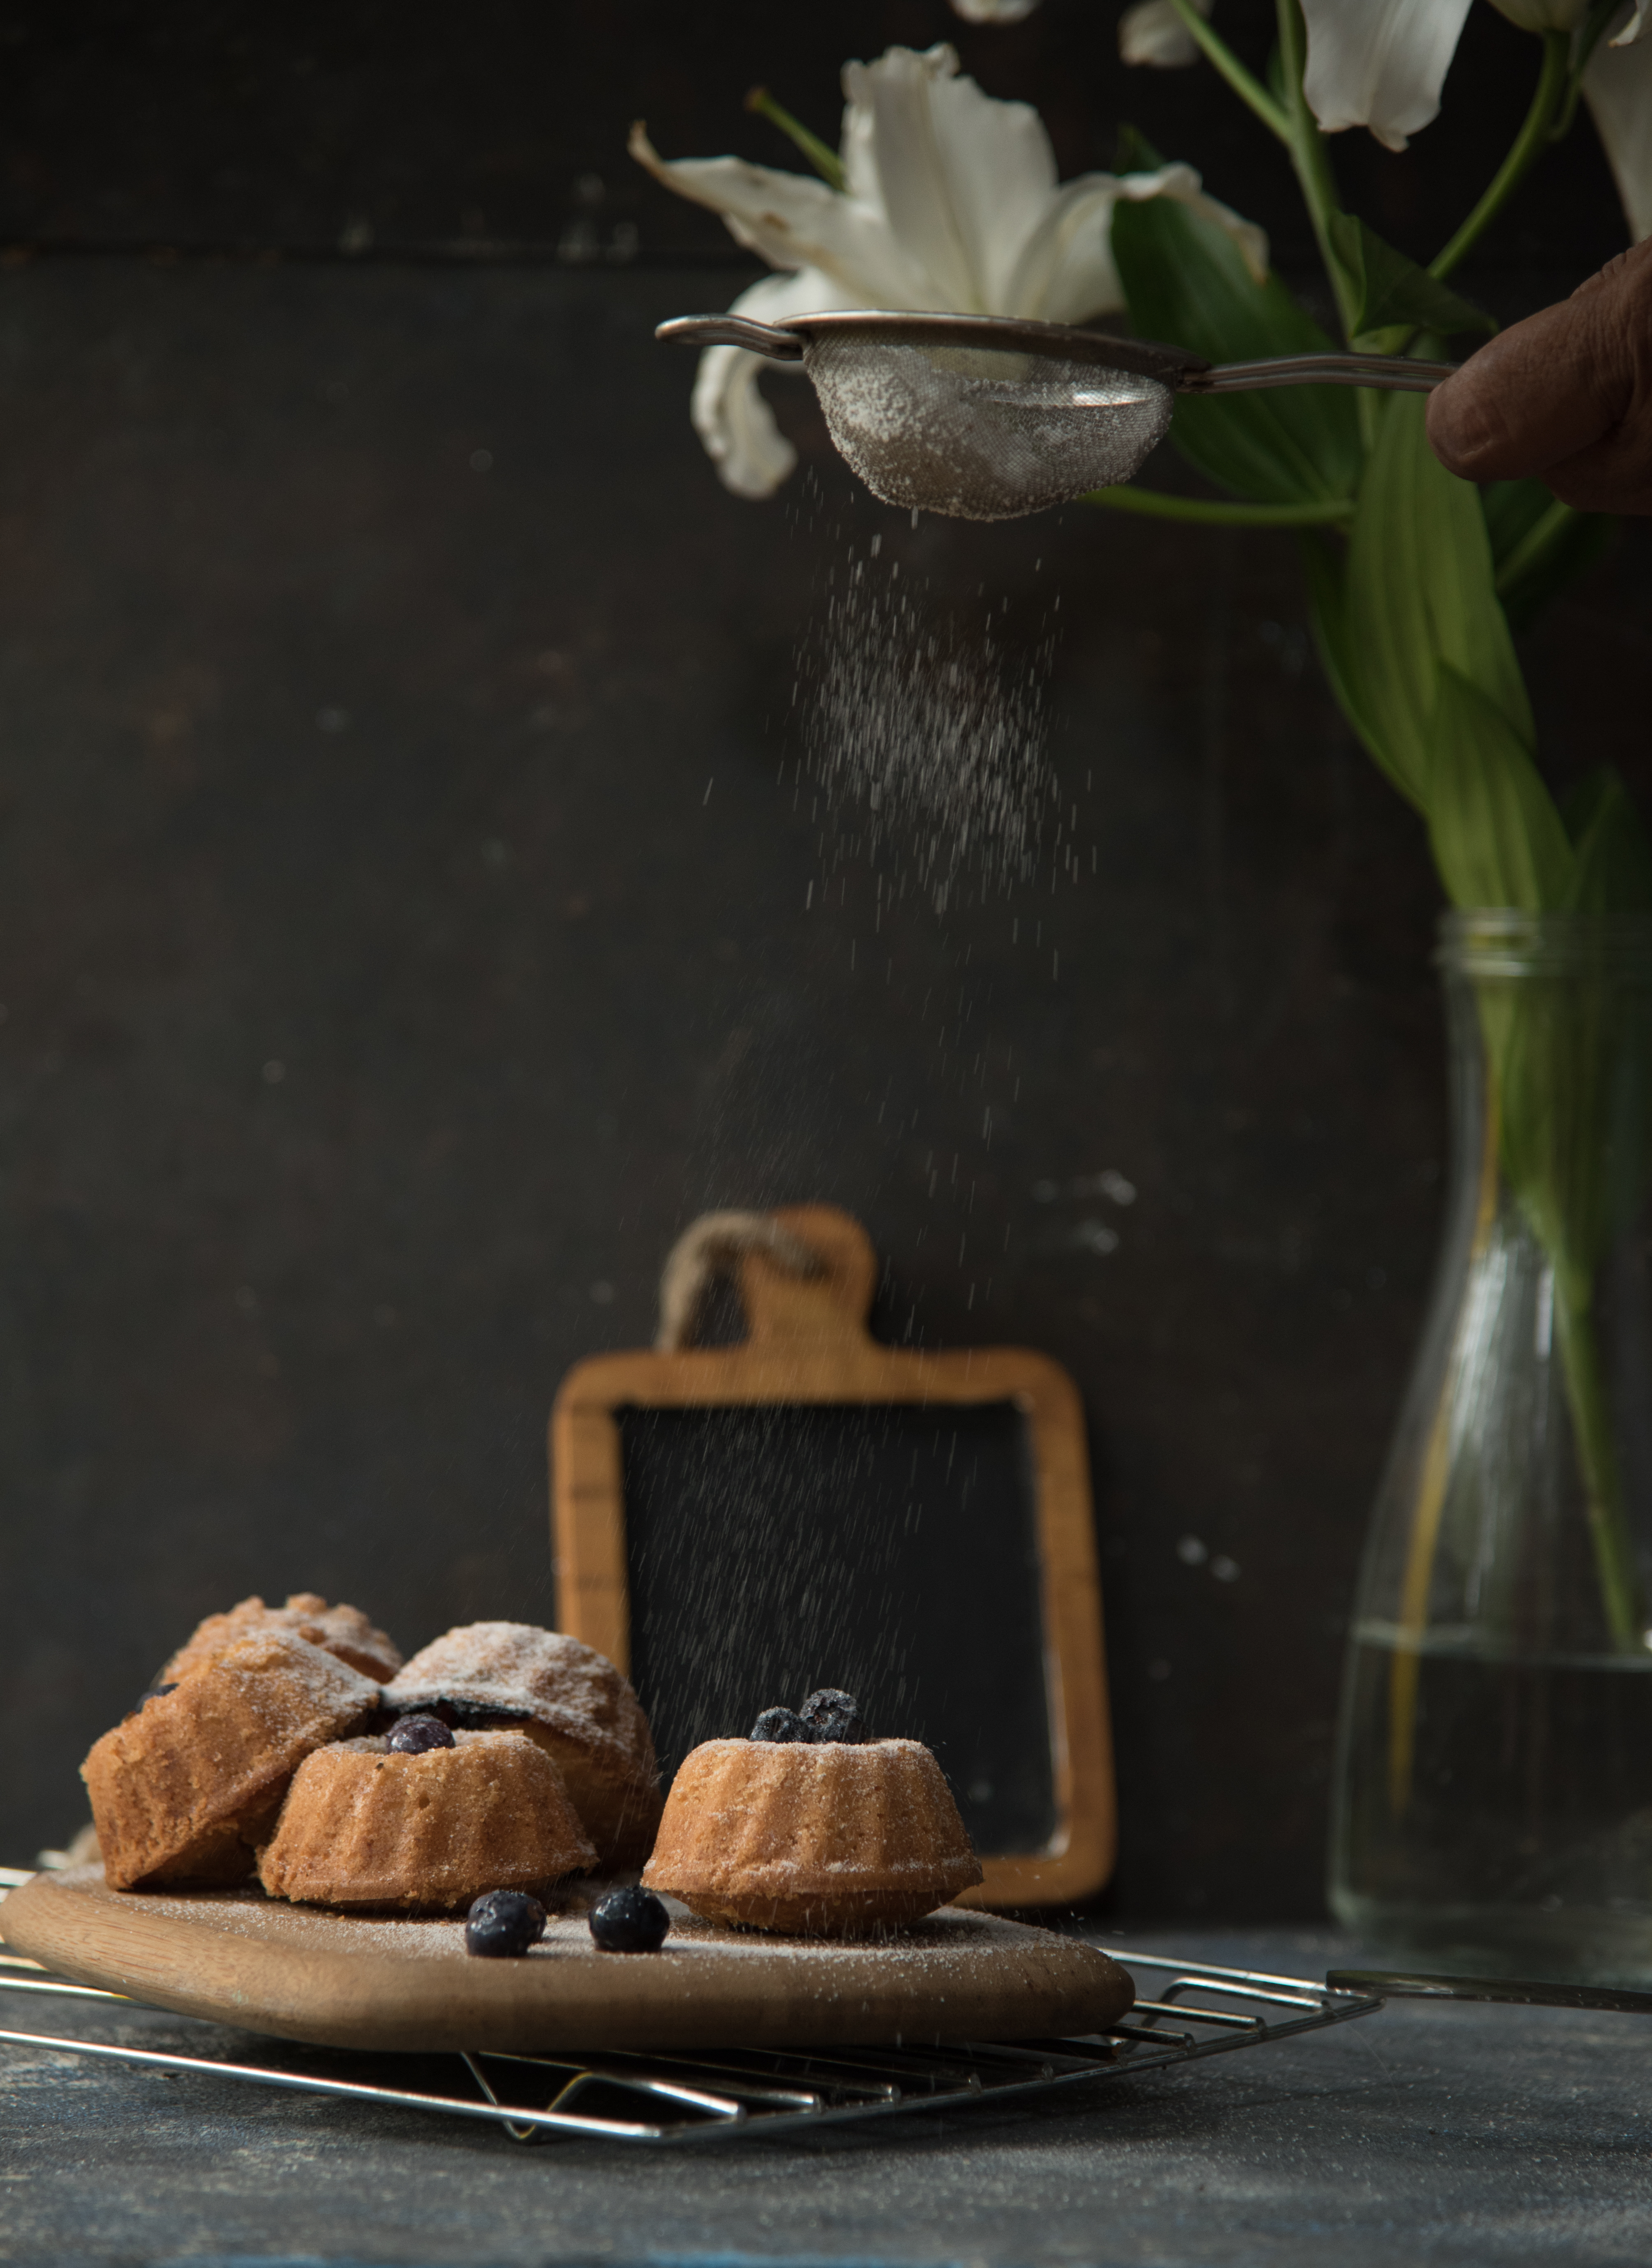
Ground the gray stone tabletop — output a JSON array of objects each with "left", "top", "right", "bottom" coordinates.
[{"left": 3, "top": 1925, "right": 1650, "bottom": 2268}]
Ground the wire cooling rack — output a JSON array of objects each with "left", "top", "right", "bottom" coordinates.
[{"left": 0, "top": 1866, "right": 1382, "bottom": 2146}]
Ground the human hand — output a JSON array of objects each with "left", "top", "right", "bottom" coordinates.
[{"left": 1426, "top": 237, "right": 1652, "bottom": 514}]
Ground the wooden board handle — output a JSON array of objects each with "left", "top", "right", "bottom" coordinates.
[{"left": 737, "top": 1205, "right": 878, "bottom": 1349}]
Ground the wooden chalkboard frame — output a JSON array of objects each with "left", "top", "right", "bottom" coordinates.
[{"left": 549, "top": 1204, "right": 1115, "bottom": 1910}]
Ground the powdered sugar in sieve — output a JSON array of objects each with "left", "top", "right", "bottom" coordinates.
[{"left": 801, "top": 335, "right": 1176, "bottom": 521}]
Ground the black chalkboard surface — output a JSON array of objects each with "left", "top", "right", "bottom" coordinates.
[
  {"left": 620, "top": 1400, "right": 1056, "bottom": 1855},
  {"left": 551, "top": 1205, "right": 1114, "bottom": 1908}
]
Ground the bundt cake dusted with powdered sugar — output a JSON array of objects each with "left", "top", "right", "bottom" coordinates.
[
  {"left": 383, "top": 1622, "right": 662, "bottom": 1866},
  {"left": 81, "top": 1629, "right": 381, "bottom": 1890},
  {"left": 162, "top": 1592, "right": 402, "bottom": 1684},
  {"left": 257, "top": 1722, "right": 596, "bottom": 1910},
  {"left": 642, "top": 1690, "right": 983, "bottom": 1935}
]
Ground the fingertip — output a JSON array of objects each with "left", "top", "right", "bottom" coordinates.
[
  {"left": 1424, "top": 373, "right": 1477, "bottom": 477},
  {"left": 1424, "top": 367, "right": 1511, "bottom": 482}
]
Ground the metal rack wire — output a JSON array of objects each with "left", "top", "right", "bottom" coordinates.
[{"left": 0, "top": 1868, "right": 1382, "bottom": 2146}]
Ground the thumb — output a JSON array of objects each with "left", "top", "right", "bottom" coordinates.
[{"left": 1425, "top": 239, "right": 1652, "bottom": 514}]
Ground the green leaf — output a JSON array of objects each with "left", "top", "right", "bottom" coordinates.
[
  {"left": 1564, "top": 768, "right": 1652, "bottom": 913},
  {"left": 1113, "top": 123, "right": 1165, "bottom": 174},
  {"left": 1297, "top": 530, "right": 1404, "bottom": 792},
  {"left": 1343, "top": 393, "right": 1533, "bottom": 809},
  {"left": 1425, "top": 666, "right": 1573, "bottom": 912},
  {"left": 1110, "top": 192, "right": 1362, "bottom": 507},
  {"left": 1482, "top": 476, "right": 1559, "bottom": 565},
  {"left": 1328, "top": 213, "right": 1496, "bottom": 340}
]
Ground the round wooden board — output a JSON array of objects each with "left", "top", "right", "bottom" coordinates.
[{"left": 1, "top": 1866, "right": 1135, "bottom": 2054}]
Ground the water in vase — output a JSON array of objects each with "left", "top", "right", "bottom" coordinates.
[{"left": 1332, "top": 1622, "right": 1652, "bottom": 1982}]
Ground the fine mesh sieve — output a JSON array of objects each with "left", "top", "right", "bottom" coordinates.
[
  {"left": 658, "top": 309, "right": 1456, "bottom": 523},
  {"left": 800, "top": 335, "right": 1175, "bottom": 522}
]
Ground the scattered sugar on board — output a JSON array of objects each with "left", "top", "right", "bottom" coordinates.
[{"left": 90, "top": 1872, "right": 1029, "bottom": 1972}]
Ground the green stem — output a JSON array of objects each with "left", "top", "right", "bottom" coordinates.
[
  {"left": 1165, "top": 0, "right": 1291, "bottom": 144},
  {"left": 1084, "top": 486, "right": 1353, "bottom": 527},
  {"left": 1429, "top": 31, "right": 1569, "bottom": 281},
  {"left": 1494, "top": 495, "right": 1578, "bottom": 597},
  {"left": 744, "top": 86, "right": 845, "bottom": 191},
  {"left": 1554, "top": 1285, "right": 1643, "bottom": 1652},
  {"left": 1274, "top": 0, "right": 1361, "bottom": 347},
  {"left": 1555, "top": 0, "right": 1626, "bottom": 139}
]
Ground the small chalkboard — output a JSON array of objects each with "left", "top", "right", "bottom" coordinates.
[{"left": 550, "top": 1206, "right": 1114, "bottom": 1908}]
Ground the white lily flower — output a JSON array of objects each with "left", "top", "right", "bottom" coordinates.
[
  {"left": 1586, "top": 20, "right": 1652, "bottom": 237},
  {"left": 1299, "top": 0, "right": 1645, "bottom": 157},
  {"left": 1301, "top": 0, "right": 1476, "bottom": 151},
  {"left": 1120, "top": 0, "right": 1213, "bottom": 68},
  {"left": 1295, "top": 0, "right": 1649, "bottom": 238},
  {"left": 633, "top": 42, "right": 1268, "bottom": 498}
]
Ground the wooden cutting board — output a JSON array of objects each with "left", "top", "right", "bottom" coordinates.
[{"left": 1, "top": 1866, "right": 1134, "bottom": 2055}]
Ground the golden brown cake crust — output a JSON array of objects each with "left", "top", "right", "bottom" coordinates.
[
  {"left": 642, "top": 1738, "right": 984, "bottom": 1936},
  {"left": 163, "top": 1593, "right": 402, "bottom": 1683},
  {"left": 257, "top": 1728, "right": 597, "bottom": 1910},
  {"left": 383, "top": 1622, "right": 661, "bottom": 1867},
  {"left": 81, "top": 1631, "right": 381, "bottom": 1891}
]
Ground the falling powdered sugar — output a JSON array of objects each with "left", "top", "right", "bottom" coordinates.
[{"left": 796, "top": 530, "right": 1059, "bottom": 915}]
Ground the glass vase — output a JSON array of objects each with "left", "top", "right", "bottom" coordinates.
[{"left": 1329, "top": 910, "right": 1652, "bottom": 1982}]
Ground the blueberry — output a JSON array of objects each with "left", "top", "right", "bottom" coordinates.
[
  {"left": 798, "top": 1688, "right": 867, "bottom": 1743},
  {"left": 749, "top": 1705, "right": 813, "bottom": 1743},
  {"left": 465, "top": 1890, "right": 546, "bottom": 1958},
  {"left": 589, "top": 1886, "right": 670, "bottom": 1953},
  {"left": 133, "top": 1682, "right": 177, "bottom": 1715},
  {"left": 387, "top": 1714, "right": 455, "bottom": 1755}
]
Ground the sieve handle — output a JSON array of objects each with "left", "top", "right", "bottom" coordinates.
[
  {"left": 655, "top": 314, "right": 805, "bottom": 360},
  {"left": 1193, "top": 353, "right": 1457, "bottom": 395}
]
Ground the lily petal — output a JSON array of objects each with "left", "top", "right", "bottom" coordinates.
[
  {"left": 690, "top": 269, "right": 858, "bottom": 500},
  {"left": 842, "top": 44, "right": 1059, "bottom": 313},
  {"left": 1585, "top": 25, "right": 1652, "bottom": 238},
  {"left": 1119, "top": 161, "right": 1271, "bottom": 285},
  {"left": 1610, "top": 1, "right": 1647, "bottom": 40},
  {"left": 1000, "top": 174, "right": 1130, "bottom": 319},
  {"left": 628, "top": 123, "right": 925, "bottom": 305},
  {"left": 1119, "top": 0, "right": 1213, "bottom": 68},
  {"left": 1300, "top": 0, "right": 1474, "bottom": 151},
  {"left": 947, "top": 0, "right": 1041, "bottom": 19}
]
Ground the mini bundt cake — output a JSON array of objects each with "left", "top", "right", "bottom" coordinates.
[
  {"left": 163, "top": 1592, "right": 402, "bottom": 1683},
  {"left": 82, "top": 1630, "right": 381, "bottom": 1890},
  {"left": 642, "top": 1700, "right": 983, "bottom": 1935},
  {"left": 383, "top": 1622, "right": 661, "bottom": 1866},
  {"left": 258, "top": 1725, "right": 596, "bottom": 1910}
]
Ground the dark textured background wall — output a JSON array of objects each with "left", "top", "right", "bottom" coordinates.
[{"left": 0, "top": 0, "right": 1645, "bottom": 1916}]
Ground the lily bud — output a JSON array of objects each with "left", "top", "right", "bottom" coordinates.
[
  {"left": 1301, "top": 0, "right": 1474, "bottom": 150},
  {"left": 1120, "top": 0, "right": 1212, "bottom": 68}
]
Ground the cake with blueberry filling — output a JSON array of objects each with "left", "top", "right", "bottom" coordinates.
[
  {"left": 641, "top": 1689, "right": 983, "bottom": 1934},
  {"left": 383, "top": 1622, "right": 661, "bottom": 1867},
  {"left": 162, "top": 1592, "right": 402, "bottom": 1684},
  {"left": 81, "top": 1629, "right": 381, "bottom": 1890},
  {"left": 257, "top": 1718, "right": 596, "bottom": 1910}
]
